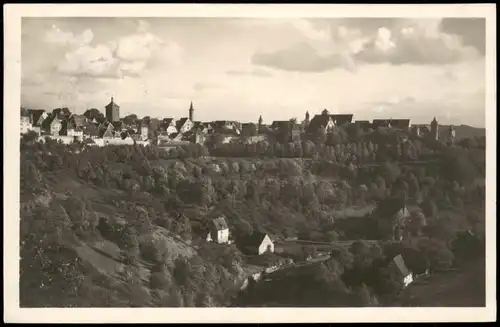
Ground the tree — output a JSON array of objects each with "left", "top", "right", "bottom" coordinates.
[{"left": 314, "top": 127, "right": 327, "bottom": 144}]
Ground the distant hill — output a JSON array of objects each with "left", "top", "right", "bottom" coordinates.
[{"left": 438, "top": 124, "right": 485, "bottom": 141}]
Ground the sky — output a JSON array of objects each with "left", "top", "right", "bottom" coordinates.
[{"left": 21, "top": 17, "right": 486, "bottom": 127}]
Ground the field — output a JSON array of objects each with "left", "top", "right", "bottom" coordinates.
[{"left": 399, "top": 259, "right": 486, "bottom": 307}]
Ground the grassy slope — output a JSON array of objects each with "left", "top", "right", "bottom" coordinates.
[{"left": 398, "top": 259, "right": 485, "bottom": 307}]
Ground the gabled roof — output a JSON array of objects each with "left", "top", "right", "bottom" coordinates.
[
  {"left": 160, "top": 118, "right": 175, "bottom": 130},
  {"left": 237, "top": 231, "right": 270, "bottom": 248},
  {"left": 27, "top": 109, "right": 47, "bottom": 126},
  {"left": 41, "top": 114, "right": 60, "bottom": 129},
  {"left": 308, "top": 114, "right": 332, "bottom": 131},
  {"left": 176, "top": 117, "right": 189, "bottom": 130},
  {"left": 105, "top": 98, "right": 120, "bottom": 110},
  {"left": 372, "top": 119, "right": 392, "bottom": 128},
  {"left": 392, "top": 254, "right": 411, "bottom": 277},
  {"left": 111, "top": 121, "right": 123, "bottom": 131},
  {"left": 329, "top": 114, "right": 353, "bottom": 125},
  {"left": 212, "top": 217, "right": 228, "bottom": 231}
]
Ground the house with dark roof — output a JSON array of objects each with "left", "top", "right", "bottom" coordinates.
[
  {"left": 191, "top": 121, "right": 212, "bottom": 134},
  {"left": 390, "top": 254, "right": 413, "bottom": 288},
  {"left": 205, "top": 216, "right": 230, "bottom": 244},
  {"left": 27, "top": 109, "right": 48, "bottom": 129},
  {"left": 59, "top": 120, "right": 75, "bottom": 136},
  {"left": 372, "top": 119, "right": 392, "bottom": 129},
  {"left": 69, "top": 114, "right": 87, "bottom": 128},
  {"left": 41, "top": 114, "right": 62, "bottom": 136},
  {"left": 82, "top": 123, "right": 99, "bottom": 139},
  {"left": 307, "top": 112, "right": 335, "bottom": 134},
  {"left": 330, "top": 114, "right": 354, "bottom": 126},
  {"left": 390, "top": 119, "right": 411, "bottom": 131},
  {"left": 111, "top": 121, "right": 124, "bottom": 132},
  {"left": 175, "top": 117, "right": 194, "bottom": 134},
  {"left": 236, "top": 231, "right": 274, "bottom": 255},
  {"left": 99, "top": 122, "right": 115, "bottom": 139},
  {"left": 52, "top": 107, "right": 72, "bottom": 120},
  {"left": 212, "top": 120, "right": 240, "bottom": 133}
]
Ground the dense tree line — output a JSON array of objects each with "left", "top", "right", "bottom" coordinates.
[{"left": 19, "top": 128, "right": 485, "bottom": 307}]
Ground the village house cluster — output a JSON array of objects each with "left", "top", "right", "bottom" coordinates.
[{"left": 20, "top": 98, "right": 457, "bottom": 147}]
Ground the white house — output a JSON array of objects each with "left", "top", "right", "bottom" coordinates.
[
  {"left": 237, "top": 232, "right": 274, "bottom": 255},
  {"left": 206, "top": 216, "right": 230, "bottom": 244},
  {"left": 391, "top": 254, "right": 413, "bottom": 288}
]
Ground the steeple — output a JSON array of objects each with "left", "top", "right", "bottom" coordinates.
[
  {"left": 304, "top": 111, "right": 310, "bottom": 128},
  {"left": 430, "top": 116, "right": 439, "bottom": 140},
  {"left": 189, "top": 101, "right": 194, "bottom": 121},
  {"left": 258, "top": 115, "right": 263, "bottom": 126}
]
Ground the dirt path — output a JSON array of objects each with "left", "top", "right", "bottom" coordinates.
[{"left": 399, "top": 259, "right": 486, "bottom": 307}]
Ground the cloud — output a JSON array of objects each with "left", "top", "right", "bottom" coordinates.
[
  {"left": 354, "top": 22, "right": 481, "bottom": 65},
  {"left": 251, "top": 18, "right": 483, "bottom": 73},
  {"left": 55, "top": 19, "right": 182, "bottom": 79},
  {"left": 57, "top": 44, "right": 119, "bottom": 78},
  {"left": 252, "top": 42, "right": 355, "bottom": 73},
  {"left": 44, "top": 24, "right": 94, "bottom": 46},
  {"left": 226, "top": 68, "right": 273, "bottom": 77},
  {"left": 440, "top": 18, "right": 486, "bottom": 55}
]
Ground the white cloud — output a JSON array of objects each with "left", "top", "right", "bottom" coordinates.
[
  {"left": 44, "top": 25, "right": 94, "bottom": 46},
  {"left": 58, "top": 44, "right": 118, "bottom": 78},
  {"left": 354, "top": 19, "right": 481, "bottom": 65},
  {"left": 55, "top": 19, "right": 182, "bottom": 79}
]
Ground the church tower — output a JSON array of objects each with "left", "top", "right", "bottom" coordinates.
[
  {"left": 304, "top": 111, "right": 310, "bottom": 126},
  {"left": 430, "top": 117, "right": 439, "bottom": 140},
  {"left": 189, "top": 101, "right": 194, "bottom": 121},
  {"left": 258, "top": 115, "right": 263, "bottom": 127}
]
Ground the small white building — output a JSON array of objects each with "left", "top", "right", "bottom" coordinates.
[
  {"left": 206, "top": 216, "right": 230, "bottom": 244},
  {"left": 391, "top": 254, "right": 413, "bottom": 288},
  {"left": 237, "top": 232, "right": 275, "bottom": 256}
]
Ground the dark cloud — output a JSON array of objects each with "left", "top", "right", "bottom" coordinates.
[
  {"left": 251, "top": 42, "right": 354, "bottom": 73},
  {"left": 440, "top": 18, "right": 486, "bottom": 54}
]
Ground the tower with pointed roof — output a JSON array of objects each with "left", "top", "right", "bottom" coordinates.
[
  {"left": 105, "top": 97, "right": 120, "bottom": 122},
  {"left": 258, "top": 115, "right": 263, "bottom": 128},
  {"left": 304, "top": 111, "right": 310, "bottom": 127},
  {"left": 430, "top": 117, "right": 439, "bottom": 140},
  {"left": 189, "top": 101, "right": 194, "bottom": 121}
]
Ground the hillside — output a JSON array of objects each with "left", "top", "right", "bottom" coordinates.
[
  {"left": 19, "top": 131, "right": 486, "bottom": 307},
  {"left": 438, "top": 124, "right": 486, "bottom": 141}
]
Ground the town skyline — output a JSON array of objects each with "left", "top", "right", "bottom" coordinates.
[{"left": 22, "top": 17, "right": 486, "bottom": 127}]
